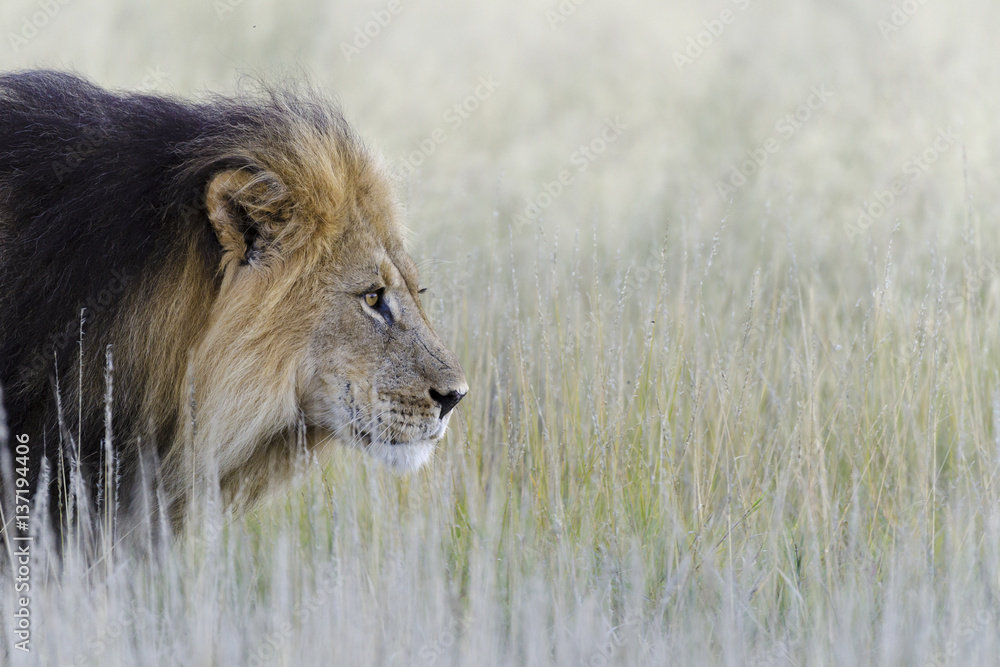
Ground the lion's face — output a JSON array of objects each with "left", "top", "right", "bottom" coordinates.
[
  {"left": 201, "top": 157, "right": 466, "bottom": 476},
  {"left": 299, "top": 221, "right": 468, "bottom": 471}
]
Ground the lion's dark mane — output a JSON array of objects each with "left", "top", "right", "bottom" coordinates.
[{"left": 0, "top": 70, "right": 345, "bottom": 543}]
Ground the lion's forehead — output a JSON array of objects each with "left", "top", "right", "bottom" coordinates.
[{"left": 314, "top": 236, "right": 419, "bottom": 294}]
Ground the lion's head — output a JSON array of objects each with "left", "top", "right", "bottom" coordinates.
[{"left": 170, "top": 116, "right": 466, "bottom": 510}]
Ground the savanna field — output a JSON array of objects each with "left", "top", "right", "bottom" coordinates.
[{"left": 2, "top": 0, "right": 1000, "bottom": 664}]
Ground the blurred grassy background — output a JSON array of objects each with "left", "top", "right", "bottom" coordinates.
[
  {"left": 4, "top": 0, "right": 1000, "bottom": 665},
  {"left": 4, "top": 0, "right": 999, "bottom": 258}
]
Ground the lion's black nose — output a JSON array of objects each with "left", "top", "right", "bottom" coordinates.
[{"left": 430, "top": 388, "right": 466, "bottom": 419}]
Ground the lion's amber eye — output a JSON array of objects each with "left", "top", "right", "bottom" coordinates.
[{"left": 364, "top": 292, "right": 380, "bottom": 308}]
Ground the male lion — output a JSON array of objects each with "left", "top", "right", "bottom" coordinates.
[{"left": 0, "top": 71, "right": 467, "bottom": 547}]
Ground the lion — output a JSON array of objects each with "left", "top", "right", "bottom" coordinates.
[{"left": 0, "top": 70, "right": 467, "bottom": 549}]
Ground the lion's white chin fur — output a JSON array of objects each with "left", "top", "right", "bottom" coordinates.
[
  {"left": 366, "top": 439, "right": 437, "bottom": 472},
  {"left": 357, "top": 416, "right": 451, "bottom": 472},
  {"left": 325, "top": 407, "right": 452, "bottom": 473}
]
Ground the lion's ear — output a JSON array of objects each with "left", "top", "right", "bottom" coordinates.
[{"left": 205, "top": 168, "right": 290, "bottom": 266}]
